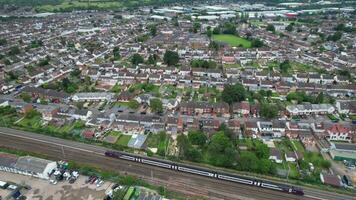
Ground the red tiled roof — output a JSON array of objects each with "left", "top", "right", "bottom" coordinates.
[{"left": 327, "top": 124, "right": 350, "bottom": 133}]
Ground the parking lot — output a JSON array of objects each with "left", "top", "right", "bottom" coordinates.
[{"left": 0, "top": 171, "right": 112, "bottom": 200}]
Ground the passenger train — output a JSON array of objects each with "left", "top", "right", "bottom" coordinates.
[{"left": 105, "top": 150, "right": 304, "bottom": 196}]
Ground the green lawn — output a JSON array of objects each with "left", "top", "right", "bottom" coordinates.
[
  {"left": 212, "top": 34, "right": 252, "bottom": 48},
  {"left": 17, "top": 116, "right": 42, "bottom": 129},
  {"left": 288, "top": 163, "right": 300, "bottom": 179},
  {"left": 274, "top": 139, "right": 294, "bottom": 154},
  {"left": 117, "top": 134, "right": 132, "bottom": 146},
  {"left": 291, "top": 140, "right": 305, "bottom": 153},
  {"left": 146, "top": 132, "right": 169, "bottom": 156}
]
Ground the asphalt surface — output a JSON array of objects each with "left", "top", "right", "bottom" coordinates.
[{"left": 0, "top": 127, "right": 354, "bottom": 200}]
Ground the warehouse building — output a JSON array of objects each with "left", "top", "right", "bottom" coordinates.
[
  {"left": 0, "top": 153, "right": 57, "bottom": 180},
  {"left": 329, "top": 143, "right": 356, "bottom": 163}
]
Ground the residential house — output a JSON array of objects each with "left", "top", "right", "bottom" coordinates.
[
  {"left": 117, "top": 91, "right": 135, "bottom": 102},
  {"left": 81, "top": 129, "right": 95, "bottom": 139},
  {"left": 244, "top": 120, "right": 259, "bottom": 138},
  {"left": 72, "top": 92, "right": 114, "bottom": 102},
  {"left": 286, "top": 103, "right": 335, "bottom": 116},
  {"left": 232, "top": 101, "right": 250, "bottom": 116},
  {"left": 320, "top": 173, "right": 342, "bottom": 187},
  {"left": 257, "top": 120, "right": 286, "bottom": 138},
  {"left": 285, "top": 151, "right": 297, "bottom": 162},
  {"left": 35, "top": 105, "right": 59, "bottom": 121},
  {"left": 326, "top": 124, "right": 353, "bottom": 142},
  {"left": 336, "top": 101, "right": 356, "bottom": 115},
  {"left": 180, "top": 101, "right": 229, "bottom": 116},
  {"left": 269, "top": 148, "right": 283, "bottom": 163},
  {"left": 22, "top": 86, "right": 69, "bottom": 103}
]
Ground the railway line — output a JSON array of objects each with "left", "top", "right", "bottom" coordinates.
[{"left": 0, "top": 127, "right": 354, "bottom": 200}]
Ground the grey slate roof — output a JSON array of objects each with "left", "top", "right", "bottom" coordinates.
[
  {"left": 0, "top": 153, "right": 18, "bottom": 168},
  {"left": 14, "top": 156, "right": 54, "bottom": 174}
]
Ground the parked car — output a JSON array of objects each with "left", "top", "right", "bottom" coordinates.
[
  {"left": 86, "top": 176, "right": 95, "bottom": 184},
  {"left": 49, "top": 179, "right": 57, "bottom": 185},
  {"left": 90, "top": 176, "right": 98, "bottom": 184},
  {"left": 96, "top": 180, "right": 104, "bottom": 188}
]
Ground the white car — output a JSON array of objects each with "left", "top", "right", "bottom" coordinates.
[
  {"left": 96, "top": 180, "right": 104, "bottom": 188},
  {"left": 49, "top": 179, "right": 57, "bottom": 185},
  {"left": 72, "top": 171, "right": 79, "bottom": 178}
]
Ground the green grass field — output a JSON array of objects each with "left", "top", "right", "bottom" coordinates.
[
  {"left": 117, "top": 134, "right": 132, "bottom": 146},
  {"left": 212, "top": 34, "right": 252, "bottom": 48}
]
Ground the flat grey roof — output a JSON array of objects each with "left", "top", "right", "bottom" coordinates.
[
  {"left": 0, "top": 153, "right": 18, "bottom": 168},
  {"left": 14, "top": 156, "right": 54, "bottom": 174},
  {"left": 334, "top": 143, "right": 356, "bottom": 152}
]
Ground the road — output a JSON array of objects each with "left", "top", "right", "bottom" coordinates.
[{"left": 0, "top": 127, "right": 354, "bottom": 200}]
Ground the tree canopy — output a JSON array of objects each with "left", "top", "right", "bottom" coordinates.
[
  {"left": 221, "top": 83, "right": 246, "bottom": 104},
  {"left": 190, "top": 59, "right": 217, "bottom": 69},
  {"left": 260, "top": 103, "right": 279, "bottom": 119},
  {"left": 266, "top": 24, "right": 276, "bottom": 33},
  {"left": 149, "top": 98, "right": 163, "bottom": 113},
  {"left": 188, "top": 130, "right": 207, "bottom": 146},
  {"left": 207, "top": 131, "right": 237, "bottom": 167},
  {"left": 163, "top": 50, "right": 179, "bottom": 66},
  {"left": 131, "top": 53, "right": 144, "bottom": 65}
]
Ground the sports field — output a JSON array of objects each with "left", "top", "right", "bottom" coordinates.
[{"left": 212, "top": 34, "right": 252, "bottom": 48}]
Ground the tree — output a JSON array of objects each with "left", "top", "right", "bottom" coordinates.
[
  {"left": 314, "top": 92, "right": 324, "bottom": 104},
  {"left": 221, "top": 83, "right": 246, "bottom": 104},
  {"left": 190, "top": 59, "right": 216, "bottom": 69},
  {"left": 209, "top": 41, "right": 220, "bottom": 51},
  {"left": 147, "top": 54, "right": 157, "bottom": 65},
  {"left": 70, "top": 68, "right": 81, "bottom": 78},
  {"left": 207, "top": 29, "right": 213, "bottom": 38},
  {"left": 149, "top": 98, "right": 163, "bottom": 113},
  {"left": 19, "top": 92, "right": 31, "bottom": 103},
  {"left": 320, "top": 160, "right": 331, "bottom": 169},
  {"left": 285, "top": 23, "right": 294, "bottom": 32},
  {"left": 266, "top": 24, "right": 276, "bottom": 33},
  {"left": 254, "top": 141, "right": 269, "bottom": 159},
  {"left": 185, "top": 148, "right": 202, "bottom": 162},
  {"left": 177, "top": 134, "right": 190, "bottom": 158},
  {"left": 30, "top": 40, "right": 43, "bottom": 48},
  {"left": 0, "top": 38, "right": 7, "bottom": 46},
  {"left": 279, "top": 60, "right": 291, "bottom": 74},
  {"left": 8, "top": 46, "right": 20, "bottom": 55},
  {"left": 260, "top": 103, "right": 278, "bottom": 119},
  {"left": 327, "top": 32, "right": 342, "bottom": 42},
  {"left": 163, "top": 50, "right": 179, "bottom": 66},
  {"left": 258, "top": 159, "right": 274, "bottom": 174},
  {"left": 61, "top": 77, "right": 77, "bottom": 93},
  {"left": 38, "top": 58, "right": 49, "bottom": 66},
  {"left": 131, "top": 53, "right": 144, "bottom": 65},
  {"left": 192, "top": 22, "right": 201, "bottom": 33},
  {"left": 149, "top": 24, "right": 157, "bottom": 36},
  {"left": 218, "top": 123, "right": 234, "bottom": 139},
  {"left": 222, "top": 22, "right": 236, "bottom": 35},
  {"left": 251, "top": 38, "right": 264, "bottom": 48},
  {"left": 236, "top": 151, "right": 259, "bottom": 171},
  {"left": 212, "top": 27, "right": 220, "bottom": 34},
  {"left": 207, "top": 131, "right": 237, "bottom": 167},
  {"left": 188, "top": 130, "right": 207, "bottom": 146},
  {"left": 113, "top": 47, "right": 120, "bottom": 60}
]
